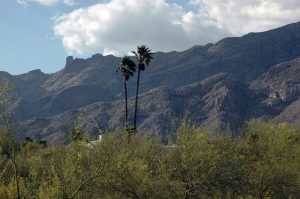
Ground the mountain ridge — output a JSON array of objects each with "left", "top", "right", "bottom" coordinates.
[{"left": 1, "top": 21, "right": 300, "bottom": 143}]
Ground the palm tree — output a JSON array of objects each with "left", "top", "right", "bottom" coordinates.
[
  {"left": 116, "top": 56, "right": 136, "bottom": 127},
  {"left": 132, "top": 45, "right": 154, "bottom": 130}
]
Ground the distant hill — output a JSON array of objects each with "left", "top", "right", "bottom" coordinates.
[{"left": 1, "top": 22, "right": 300, "bottom": 144}]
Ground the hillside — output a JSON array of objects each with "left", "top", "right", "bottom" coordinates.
[{"left": 1, "top": 22, "right": 300, "bottom": 143}]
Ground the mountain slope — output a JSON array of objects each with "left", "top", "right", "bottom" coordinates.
[{"left": 1, "top": 22, "right": 300, "bottom": 143}]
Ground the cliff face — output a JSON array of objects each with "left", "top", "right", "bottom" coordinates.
[
  {"left": 1, "top": 22, "right": 300, "bottom": 143},
  {"left": 251, "top": 58, "right": 300, "bottom": 124}
]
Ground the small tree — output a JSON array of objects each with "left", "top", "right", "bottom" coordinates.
[
  {"left": 0, "top": 82, "right": 21, "bottom": 199},
  {"left": 69, "top": 115, "right": 88, "bottom": 143}
]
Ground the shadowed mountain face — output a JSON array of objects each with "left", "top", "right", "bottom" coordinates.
[{"left": 1, "top": 22, "right": 300, "bottom": 143}]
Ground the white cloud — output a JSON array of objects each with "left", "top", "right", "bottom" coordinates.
[
  {"left": 53, "top": 0, "right": 228, "bottom": 55},
  {"left": 17, "top": 0, "right": 75, "bottom": 6},
  {"left": 53, "top": 0, "right": 300, "bottom": 56},
  {"left": 190, "top": 0, "right": 300, "bottom": 35}
]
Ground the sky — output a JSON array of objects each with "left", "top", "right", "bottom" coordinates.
[{"left": 0, "top": 0, "right": 300, "bottom": 75}]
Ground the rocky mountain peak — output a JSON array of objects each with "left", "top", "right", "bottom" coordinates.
[
  {"left": 18, "top": 69, "right": 49, "bottom": 81},
  {"left": 63, "top": 56, "right": 88, "bottom": 73},
  {"left": 91, "top": 53, "right": 103, "bottom": 60},
  {"left": 28, "top": 69, "right": 43, "bottom": 74}
]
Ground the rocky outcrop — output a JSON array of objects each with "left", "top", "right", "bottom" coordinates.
[{"left": 251, "top": 58, "right": 300, "bottom": 115}]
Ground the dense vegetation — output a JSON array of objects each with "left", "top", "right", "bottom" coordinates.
[
  {"left": 1, "top": 45, "right": 300, "bottom": 198},
  {"left": 0, "top": 121, "right": 299, "bottom": 198}
]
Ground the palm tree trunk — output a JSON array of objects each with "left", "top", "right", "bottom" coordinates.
[
  {"left": 134, "top": 69, "right": 141, "bottom": 131},
  {"left": 124, "top": 78, "right": 128, "bottom": 127}
]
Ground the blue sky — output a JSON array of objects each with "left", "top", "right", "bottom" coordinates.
[
  {"left": 0, "top": 0, "right": 102, "bottom": 74},
  {"left": 1, "top": 0, "right": 299, "bottom": 75}
]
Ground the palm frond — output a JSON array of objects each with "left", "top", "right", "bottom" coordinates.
[
  {"left": 131, "top": 51, "right": 138, "bottom": 57},
  {"left": 116, "top": 56, "right": 137, "bottom": 81},
  {"left": 122, "top": 56, "right": 136, "bottom": 72}
]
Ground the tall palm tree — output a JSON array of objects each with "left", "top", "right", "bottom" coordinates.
[
  {"left": 116, "top": 56, "right": 136, "bottom": 127},
  {"left": 132, "top": 45, "right": 154, "bottom": 130}
]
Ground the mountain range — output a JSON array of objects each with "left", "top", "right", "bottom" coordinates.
[{"left": 1, "top": 21, "right": 300, "bottom": 144}]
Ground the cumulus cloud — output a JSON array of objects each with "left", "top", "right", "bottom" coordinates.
[
  {"left": 53, "top": 0, "right": 300, "bottom": 56},
  {"left": 190, "top": 0, "right": 300, "bottom": 35},
  {"left": 53, "top": 0, "right": 228, "bottom": 55},
  {"left": 17, "top": 0, "right": 75, "bottom": 6}
]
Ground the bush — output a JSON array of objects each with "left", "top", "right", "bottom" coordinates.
[{"left": 0, "top": 121, "right": 299, "bottom": 198}]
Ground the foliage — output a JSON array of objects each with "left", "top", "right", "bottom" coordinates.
[
  {"left": 116, "top": 56, "right": 136, "bottom": 81},
  {"left": 0, "top": 82, "right": 13, "bottom": 105},
  {"left": 132, "top": 45, "right": 154, "bottom": 71},
  {"left": 0, "top": 81, "right": 21, "bottom": 199},
  {"left": 68, "top": 114, "right": 89, "bottom": 143},
  {"left": 0, "top": 121, "right": 299, "bottom": 198}
]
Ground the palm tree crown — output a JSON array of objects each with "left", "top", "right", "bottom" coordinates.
[
  {"left": 116, "top": 56, "right": 137, "bottom": 80},
  {"left": 132, "top": 45, "right": 154, "bottom": 70}
]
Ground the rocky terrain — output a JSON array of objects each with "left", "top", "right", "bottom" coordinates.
[{"left": 1, "top": 22, "right": 300, "bottom": 144}]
